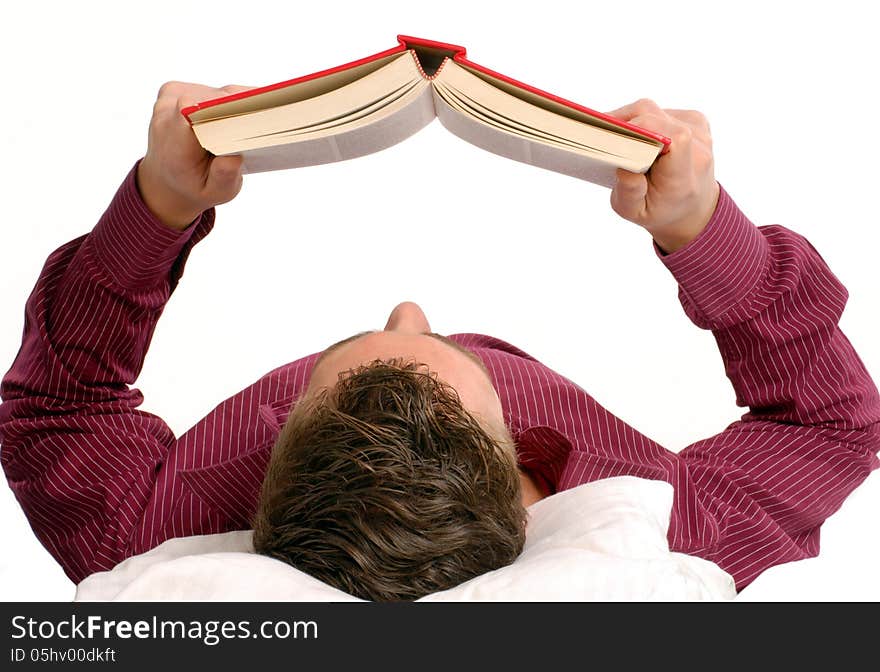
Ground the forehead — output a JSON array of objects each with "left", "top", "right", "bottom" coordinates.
[
  {"left": 311, "top": 331, "right": 492, "bottom": 393},
  {"left": 324, "top": 331, "right": 461, "bottom": 368},
  {"left": 307, "top": 331, "right": 501, "bottom": 429},
  {"left": 318, "top": 330, "right": 487, "bottom": 371}
]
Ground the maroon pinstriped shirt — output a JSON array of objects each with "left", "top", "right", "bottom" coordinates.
[{"left": 2, "top": 161, "right": 879, "bottom": 592}]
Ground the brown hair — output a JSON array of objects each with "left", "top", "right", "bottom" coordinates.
[{"left": 252, "top": 358, "right": 526, "bottom": 601}]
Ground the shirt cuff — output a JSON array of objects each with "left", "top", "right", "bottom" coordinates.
[
  {"left": 89, "top": 159, "right": 215, "bottom": 291},
  {"left": 654, "top": 185, "right": 770, "bottom": 328}
]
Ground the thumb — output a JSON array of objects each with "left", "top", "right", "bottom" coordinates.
[
  {"left": 609, "top": 169, "right": 648, "bottom": 224},
  {"left": 220, "top": 84, "right": 257, "bottom": 94},
  {"left": 204, "top": 154, "right": 244, "bottom": 205}
]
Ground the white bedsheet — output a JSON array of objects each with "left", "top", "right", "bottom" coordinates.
[{"left": 76, "top": 476, "right": 736, "bottom": 602}]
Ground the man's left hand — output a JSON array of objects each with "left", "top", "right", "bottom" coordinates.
[{"left": 606, "top": 99, "right": 720, "bottom": 254}]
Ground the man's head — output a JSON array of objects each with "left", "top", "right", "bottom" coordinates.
[{"left": 252, "top": 302, "right": 527, "bottom": 601}]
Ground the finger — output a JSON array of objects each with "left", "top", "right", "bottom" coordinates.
[
  {"left": 664, "top": 109, "right": 710, "bottom": 133},
  {"left": 175, "top": 86, "right": 257, "bottom": 127},
  {"left": 609, "top": 168, "right": 648, "bottom": 223},
  {"left": 150, "top": 93, "right": 203, "bottom": 143},
  {"left": 156, "top": 81, "right": 256, "bottom": 109},
  {"left": 176, "top": 95, "right": 207, "bottom": 128},
  {"left": 604, "top": 98, "right": 663, "bottom": 122},
  {"left": 150, "top": 94, "right": 212, "bottom": 161},
  {"left": 157, "top": 81, "right": 225, "bottom": 103},
  {"left": 204, "top": 154, "right": 244, "bottom": 203},
  {"left": 221, "top": 84, "right": 257, "bottom": 94},
  {"left": 664, "top": 109, "right": 711, "bottom": 146},
  {"left": 625, "top": 112, "right": 694, "bottom": 178}
]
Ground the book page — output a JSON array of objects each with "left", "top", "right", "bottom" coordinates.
[
  {"left": 251, "top": 79, "right": 422, "bottom": 139},
  {"left": 192, "top": 52, "right": 425, "bottom": 153},
  {"left": 435, "top": 84, "right": 612, "bottom": 156},
  {"left": 431, "top": 87, "right": 635, "bottom": 186},
  {"left": 451, "top": 60, "right": 657, "bottom": 142},
  {"left": 237, "top": 84, "right": 436, "bottom": 173},
  {"left": 433, "top": 60, "right": 661, "bottom": 163},
  {"left": 187, "top": 52, "right": 405, "bottom": 123}
]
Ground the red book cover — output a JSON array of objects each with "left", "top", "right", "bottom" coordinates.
[{"left": 180, "top": 34, "right": 672, "bottom": 150}]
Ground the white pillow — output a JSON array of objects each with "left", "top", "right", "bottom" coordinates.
[{"left": 75, "top": 476, "right": 735, "bottom": 601}]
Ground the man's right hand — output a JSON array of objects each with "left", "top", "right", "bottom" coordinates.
[{"left": 137, "top": 81, "right": 254, "bottom": 231}]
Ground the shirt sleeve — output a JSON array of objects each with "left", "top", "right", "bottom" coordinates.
[
  {"left": 658, "top": 185, "right": 880, "bottom": 589},
  {"left": 0, "top": 160, "right": 215, "bottom": 583}
]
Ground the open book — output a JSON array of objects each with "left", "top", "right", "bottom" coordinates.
[{"left": 181, "top": 35, "right": 671, "bottom": 188}]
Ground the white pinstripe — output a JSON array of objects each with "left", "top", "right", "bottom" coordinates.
[{"left": 1, "top": 163, "right": 878, "bottom": 593}]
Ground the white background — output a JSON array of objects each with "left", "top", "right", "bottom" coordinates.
[{"left": 1, "top": 0, "right": 878, "bottom": 601}]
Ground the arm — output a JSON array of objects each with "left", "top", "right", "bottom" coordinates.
[
  {"left": 0, "top": 81, "right": 251, "bottom": 583},
  {"left": 608, "top": 100, "right": 880, "bottom": 589}
]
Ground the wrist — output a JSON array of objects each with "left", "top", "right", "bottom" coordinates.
[
  {"left": 136, "top": 159, "right": 203, "bottom": 231},
  {"left": 651, "top": 227, "right": 703, "bottom": 255},
  {"left": 650, "top": 182, "right": 720, "bottom": 254},
  {"left": 655, "top": 184, "right": 769, "bottom": 329}
]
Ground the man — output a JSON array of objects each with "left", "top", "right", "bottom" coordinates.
[{"left": 1, "top": 82, "right": 878, "bottom": 601}]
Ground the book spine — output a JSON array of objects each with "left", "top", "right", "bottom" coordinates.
[{"left": 396, "top": 34, "right": 466, "bottom": 58}]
